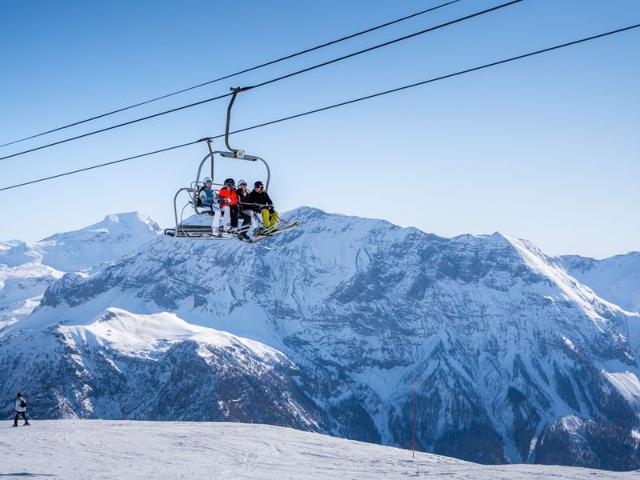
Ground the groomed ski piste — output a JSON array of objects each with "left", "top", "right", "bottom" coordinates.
[{"left": 1, "top": 421, "right": 637, "bottom": 479}]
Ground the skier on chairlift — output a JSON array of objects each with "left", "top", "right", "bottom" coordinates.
[
  {"left": 198, "top": 177, "right": 216, "bottom": 208},
  {"left": 248, "top": 180, "right": 278, "bottom": 234},
  {"left": 199, "top": 177, "right": 224, "bottom": 235},
  {"left": 164, "top": 87, "right": 300, "bottom": 241},
  {"left": 218, "top": 178, "right": 239, "bottom": 232},
  {"left": 236, "top": 179, "right": 254, "bottom": 241}
]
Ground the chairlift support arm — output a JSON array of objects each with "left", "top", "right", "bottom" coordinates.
[{"left": 225, "top": 87, "right": 250, "bottom": 157}]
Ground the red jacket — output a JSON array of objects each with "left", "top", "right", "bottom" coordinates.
[{"left": 218, "top": 187, "right": 238, "bottom": 206}]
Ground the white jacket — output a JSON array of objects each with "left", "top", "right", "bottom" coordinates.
[{"left": 15, "top": 397, "right": 26, "bottom": 413}]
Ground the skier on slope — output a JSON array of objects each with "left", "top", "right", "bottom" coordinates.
[
  {"left": 247, "top": 181, "right": 278, "bottom": 234},
  {"left": 218, "top": 178, "right": 239, "bottom": 232},
  {"left": 13, "top": 392, "right": 30, "bottom": 427}
]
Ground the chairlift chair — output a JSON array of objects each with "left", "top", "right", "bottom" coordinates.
[{"left": 164, "top": 87, "right": 299, "bottom": 242}]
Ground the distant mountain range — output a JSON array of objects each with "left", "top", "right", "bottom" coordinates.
[{"left": 1, "top": 208, "right": 639, "bottom": 471}]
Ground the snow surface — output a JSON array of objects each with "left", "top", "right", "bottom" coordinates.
[
  {"left": 0, "top": 212, "right": 160, "bottom": 334},
  {"left": 0, "top": 262, "right": 62, "bottom": 330},
  {"left": 37, "top": 211, "right": 161, "bottom": 271},
  {"left": 61, "top": 307, "right": 282, "bottom": 360},
  {"left": 560, "top": 253, "right": 640, "bottom": 313},
  {"left": 603, "top": 371, "right": 640, "bottom": 405},
  {"left": 0, "top": 420, "right": 636, "bottom": 480},
  {"left": 0, "top": 212, "right": 159, "bottom": 272}
]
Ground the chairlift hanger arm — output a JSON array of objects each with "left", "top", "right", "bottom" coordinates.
[
  {"left": 225, "top": 87, "right": 251, "bottom": 157},
  {"left": 205, "top": 138, "right": 214, "bottom": 179}
]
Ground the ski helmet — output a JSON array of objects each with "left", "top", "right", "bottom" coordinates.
[
  {"left": 237, "top": 179, "right": 247, "bottom": 187},
  {"left": 254, "top": 181, "right": 264, "bottom": 188},
  {"left": 203, "top": 177, "right": 212, "bottom": 184},
  {"left": 224, "top": 178, "right": 235, "bottom": 187}
]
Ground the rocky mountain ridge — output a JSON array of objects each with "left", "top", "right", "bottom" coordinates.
[{"left": 1, "top": 207, "right": 639, "bottom": 471}]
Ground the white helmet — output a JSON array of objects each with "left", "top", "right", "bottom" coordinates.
[
  {"left": 203, "top": 177, "right": 212, "bottom": 184},
  {"left": 237, "top": 179, "right": 247, "bottom": 187}
]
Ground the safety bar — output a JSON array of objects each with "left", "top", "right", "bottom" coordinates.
[
  {"left": 195, "top": 150, "right": 270, "bottom": 191},
  {"left": 218, "top": 151, "right": 261, "bottom": 161}
]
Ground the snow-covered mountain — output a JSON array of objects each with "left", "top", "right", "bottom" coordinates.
[
  {"left": 0, "top": 212, "right": 160, "bottom": 331},
  {"left": 3, "top": 420, "right": 635, "bottom": 480},
  {"left": 559, "top": 253, "right": 640, "bottom": 313},
  {"left": 1, "top": 207, "right": 639, "bottom": 471}
]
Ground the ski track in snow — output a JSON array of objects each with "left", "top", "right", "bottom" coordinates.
[{"left": 0, "top": 420, "right": 637, "bottom": 480}]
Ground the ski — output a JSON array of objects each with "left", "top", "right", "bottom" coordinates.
[
  {"left": 250, "top": 221, "right": 301, "bottom": 243},
  {"left": 166, "top": 221, "right": 300, "bottom": 243},
  {"left": 165, "top": 223, "right": 252, "bottom": 240}
]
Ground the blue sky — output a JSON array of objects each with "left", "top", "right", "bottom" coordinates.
[{"left": 1, "top": 0, "right": 638, "bottom": 258}]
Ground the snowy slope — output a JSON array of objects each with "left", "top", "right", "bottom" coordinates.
[
  {"left": 2, "top": 208, "right": 640, "bottom": 471},
  {"left": 0, "top": 212, "right": 160, "bottom": 334},
  {"left": 0, "top": 262, "right": 62, "bottom": 331},
  {"left": 0, "top": 307, "right": 321, "bottom": 427},
  {"left": 0, "top": 212, "right": 160, "bottom": 271},
  {"left": 1, "top": 420, "right": 636, "bottom": 480},
  {"left": 560, "top": 252, "right": 640, "bottom": 313},
  {"left": 33, "top": 211, "right": 161, "bottom": 271}
]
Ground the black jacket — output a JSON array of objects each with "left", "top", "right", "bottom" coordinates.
[
  {"left": 247, "top": 190, "right": 273, "bottom": 211},
  {"left": 237, "top": 188, "right": 251, "bottom": 210}
]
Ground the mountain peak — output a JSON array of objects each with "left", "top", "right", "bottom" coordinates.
[
  {"left": 98, "top": 212, "right": 161, "bottom": 233},
  {"left": 63, "top": 307, "right": 281, "bottom": 360},
  {"left": 285, "top": 205, "right": 328, "bottom": 219},
  {"left": 451, "top": 231, "right": 512, "bottom": 247},
  {"left": 8, "top": 212, "right": 163, "bottom": 272}
]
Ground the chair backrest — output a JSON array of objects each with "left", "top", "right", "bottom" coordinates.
[{"left": 194, "top": 184, "right": 205, "bottom": 207}]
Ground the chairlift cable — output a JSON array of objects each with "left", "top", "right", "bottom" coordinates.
[
  {"left": 0, "top": 140, "right": 203, "bottom": 192},
  {"left": 0, "top": 22, "right": 637, "bottom": 193},
  {"left": 0, "top": 0, "right": 521, "bottom": 162},
  {"left": 0, "top": 0, "right": 461, "bottom": 149}
]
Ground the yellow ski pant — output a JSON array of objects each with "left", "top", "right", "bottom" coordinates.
[{"left": 261, "top": 208, "right": 279, "bottom": 229}]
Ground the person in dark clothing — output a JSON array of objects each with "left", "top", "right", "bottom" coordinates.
[
  {"left": 13, "top": 392, "right": 30, "bottom": 427},
  {"left": 235, "top": 179, "right": 253, "bottom": 240},
  {"left": 247, "top": 181, "right": 279, "bottom": 232},
  {"left": 236, "top": 180, "right": 252, "bottom": 225}
]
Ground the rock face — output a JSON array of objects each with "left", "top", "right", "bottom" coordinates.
[{"left": 1, "top": 207, "right": 640, "bottom": 471}]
